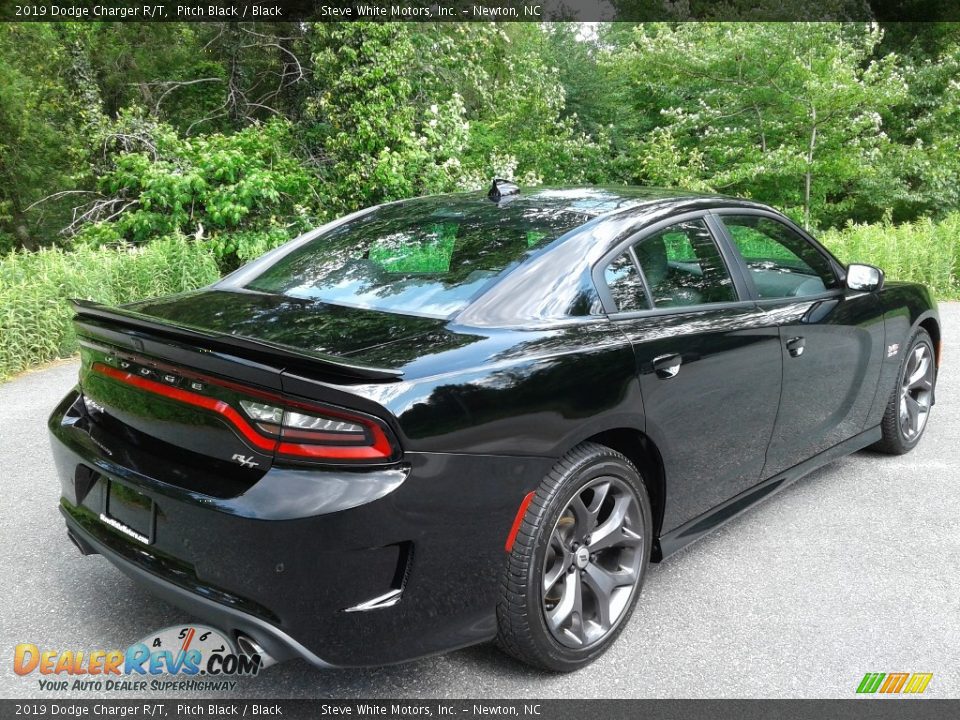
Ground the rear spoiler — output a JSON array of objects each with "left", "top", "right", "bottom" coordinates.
[{"left": 70, "top": 299, "right": 404, "bottom": 383}]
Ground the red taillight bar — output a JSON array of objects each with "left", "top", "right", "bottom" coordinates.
[
  {"left": 90, "top": 362, "right": 396, "bottom": 461},
  {"left": 92, "top": 363, "right": 276, "bottom": 452}
]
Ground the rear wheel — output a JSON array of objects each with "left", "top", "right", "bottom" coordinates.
[
  {"left": 873, "top": 328, "right": 936, "bottom": 454},
  {"left": 496, "top": 443, "right": 651, "bottom": 672}
]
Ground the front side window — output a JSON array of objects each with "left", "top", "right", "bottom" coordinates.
[
  {"left": 632, "top": 219, "right": 737, "bottom": 308},
  {"left": 719, "top": 215, "right": 839, "bottom": 299}
]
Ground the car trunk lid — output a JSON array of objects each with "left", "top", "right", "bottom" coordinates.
[{"left": 73, "top": 293, "right": 408, "bottom": 494}]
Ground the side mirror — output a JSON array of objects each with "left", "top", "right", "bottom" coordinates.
[{"left": 846, "top": 263, "right": 884, "bottom": 293}]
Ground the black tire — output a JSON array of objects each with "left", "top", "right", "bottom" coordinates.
[
  {"left": 496, "top": 442, "right": 652, "bottom": 672},
  {"left": 872, "top": 327, "right": 936, "bottom": 455}
]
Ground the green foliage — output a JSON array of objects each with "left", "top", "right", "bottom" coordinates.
[
  {"left": 603, "top": 23, "right": 911, "bottom": 228},
  {"left": 819, "top": 213, "right": 960, "bottom": 299},
  {"left": 308, "top": 24, "right": 474, "bottom": 207},
  {"left": 368, "top": 223, "right": 457, "bottom": 273},
  {"left": 75, "top": 116, "right": 316, "bottom": 268},
  {"left": 1, "top": 21, "right": 959, "bottom": 381},
  {"left": 0, "top": 24, "right": 88, "bottom": 251},
  {"left": 307, "top": 23, "right": 608, "bottom": 207},
  {"left": 0, "top": 236, "right": 219, "bottom": 379}
]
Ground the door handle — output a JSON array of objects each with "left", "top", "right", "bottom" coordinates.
[
  {"left": 786, "top": 336, "right": 805, "bottom": 358},
  {"left": 653, "top": 353, "right": 682, "bottom": 379}
]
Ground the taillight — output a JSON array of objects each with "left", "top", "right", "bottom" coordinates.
[
  {"left": 237, "top": 399, "right": 394, "bottom": 460},
  {"left": 91, "top": 361, "right": 398, "bottom": 463}
]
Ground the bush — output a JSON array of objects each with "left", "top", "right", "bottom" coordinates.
[
  {"left": 0, "top": 235, "right": 219, "bottom": 380},
  {"left": 1, "top": 212, "right": 957, "bottom": 383},
  {"left": 820, "top": 212, "right": 960, "bottom": 299},
  {"left": 74, "top": 116, "right": 318, "bottom": 270}
]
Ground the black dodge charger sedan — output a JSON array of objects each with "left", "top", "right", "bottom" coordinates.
[{"left": 49, "top": 183, "right": 940, "bottom": 671}]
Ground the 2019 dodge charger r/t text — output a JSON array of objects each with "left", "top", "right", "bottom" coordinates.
[{"left": 49, "top": 182, "right": 940, "bottom": 671}]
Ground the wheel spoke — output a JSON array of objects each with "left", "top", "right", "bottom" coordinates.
[
  {"left": 586, "top": 481, "right": 611, "bottom": 526},
  {"left": 543, "top": 555, "right": 567, "bottom": 594},
  {"left": 546, "top": 571, "right": 584, "bottom": 645},
  {"left": 549, "top": 525, "right": 567, "bottom": 553},
  {"left": 582, "top": 564, "right": 616, "bottom": 629},
  {"left": 588, "top": 495, "right": 633, "bottom": 552},
  {"left": 907, "top": 355, "right": 930, "bottom": 388},
  {"left": 905, "top": 394, "right": 921, "bottom": 435},
  {"left": 903, "top": 347, "right": 918, "bottom": 380},
  {"left": 568, "top": 495, "right": 591, "bottom": 534}
]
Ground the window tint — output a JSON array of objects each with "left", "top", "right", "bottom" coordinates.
[
  {"left": 244, "top": 197, "right": 592, "bottom": 318},
  {"left": 633, "top": 219, "right": 737, "bottom": 308},
  {"left": 719, "top": 215, "right": 839, "bottom": 299},
  {"left": 603, "top": 251, "right": 648, "bottom": 312}
]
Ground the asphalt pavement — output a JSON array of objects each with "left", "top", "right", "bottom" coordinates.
[{"left": 1, "top": 304, "right": 958, "bottom": 699}]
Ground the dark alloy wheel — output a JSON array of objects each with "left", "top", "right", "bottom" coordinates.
[
  {"left": 873, "top": 328, "right": 937, "bottom": 454},
  {"left": 542, "top": 476, "right": 645, "bottom": 649},
  {"left": 496, "top": 443, "right": 652, "bottom": 672}
]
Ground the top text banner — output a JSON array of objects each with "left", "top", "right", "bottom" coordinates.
[{"left": 1, "top": 0, "right": 958, "bottom": 22}]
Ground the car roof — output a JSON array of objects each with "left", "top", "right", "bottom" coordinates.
[{"left": 414, "top": 185, "right": 769, "bottom": 224}]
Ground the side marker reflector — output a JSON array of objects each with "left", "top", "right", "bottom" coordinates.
[{"left": 505, "top": 491, "right": 536, "bottom": 553}]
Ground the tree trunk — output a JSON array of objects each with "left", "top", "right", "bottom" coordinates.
[
  {"left": 753, "top": 104, "right": 766, "bottom": 153},
  {"left": 804, "top": 105, "right": 817, "bottom": 231}
]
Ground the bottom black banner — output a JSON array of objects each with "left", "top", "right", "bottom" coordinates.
[{"left": 1, "top": 700, "right": 957, "bottom": 720}]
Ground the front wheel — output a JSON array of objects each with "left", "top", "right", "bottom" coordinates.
[
  {"left": 496, "top": 443, "right": 652, "bottom": 672},
  {"left": 873, "top": 328, "right": 936, "bottom": 454}
]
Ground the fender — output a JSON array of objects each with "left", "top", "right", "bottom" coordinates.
[{"left": 865, "top": 282, "right": 940, "bottom": 427}]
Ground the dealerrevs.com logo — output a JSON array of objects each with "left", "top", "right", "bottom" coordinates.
[
  {"left": 856, "top": 672, "right": 933, "bottom": 695},
  {"left": 14, "top": 625, "right": 261, "bottom": 692}
]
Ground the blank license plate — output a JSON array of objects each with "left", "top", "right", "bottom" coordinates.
[{"left": 102, "top": 480, "right": 154, "bottom": 544}]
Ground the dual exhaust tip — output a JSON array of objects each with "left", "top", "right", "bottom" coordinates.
[{"left": 234, "top": 588, "right": 404, "bottom": 670}]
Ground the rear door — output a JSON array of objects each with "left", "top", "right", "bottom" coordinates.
[
  {"left": 712, "top": 210, "right": 885, "bottom": 477},
  {"left": 595, "top": 212, "right": 783, "bottom": 532}
]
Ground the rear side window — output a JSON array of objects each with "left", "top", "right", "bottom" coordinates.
[
  {"left": 719, "top": 215, "right": 839, "bottom": 299},
  {"left": 602, "top": 219, "right": 737, "bottom": 312},
  {"left": 633, "top": 219, "right": 737, "bottom": 309},
  {"left": 603, "top": 252, "right": 648, "bottom": 312}
]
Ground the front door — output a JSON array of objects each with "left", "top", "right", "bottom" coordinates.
[{"left": 713, "top": 212, "right": 885, "bottom": 477}]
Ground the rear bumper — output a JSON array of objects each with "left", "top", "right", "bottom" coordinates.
[
  {"left": 61, "top": 509, "right": 335, "bottom": 667},
  {"left": 49, "top": 390, "right": 553, "bottom": 667}
]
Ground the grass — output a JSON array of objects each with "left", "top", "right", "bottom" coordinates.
[
  {"left": 0, "top": 235, "right": 220, "bottom": 380},
  {"left": 819, "top": 213, "right": 960, "bottom": 300},
  {"left": 0, "top": 213, "right": 957, "bottom": 382}
]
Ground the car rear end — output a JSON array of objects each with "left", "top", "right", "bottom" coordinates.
[
  {"left": 50, "top": 300, "right": 517, "bottom": 667},
  {"left": 48, "top": 189, "right": 602, "bottom": 666}
]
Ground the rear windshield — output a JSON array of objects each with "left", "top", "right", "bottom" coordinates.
[{"left": 243, "top": 196, "right": 591, "bottom": 318}]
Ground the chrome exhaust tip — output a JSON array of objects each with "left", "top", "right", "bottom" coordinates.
[{"left": 236, "top": 633, "right": 277, "bottom": 669}]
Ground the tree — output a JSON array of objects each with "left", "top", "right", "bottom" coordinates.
[
  {"left": 603, "top": 23, "right": 910, "bottom": 228},
  {"left": 0, "top": 25, "right": 88, "bottom": 251}
]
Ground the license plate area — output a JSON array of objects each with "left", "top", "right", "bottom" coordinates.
[{"left": 101, "top": 479, "right": 155, "bottom": 545}]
